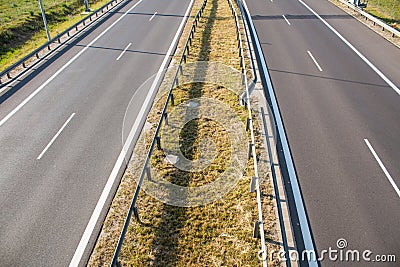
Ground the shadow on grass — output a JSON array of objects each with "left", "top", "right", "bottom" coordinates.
[{"left": 148, "top": 0, "right": 219, "bottom": 265}]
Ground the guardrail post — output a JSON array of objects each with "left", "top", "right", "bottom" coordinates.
[
  {"left": 133, "top": 206, "right": 141, "bottom": 222},
  {"left": 246, "top": 118, "right": 250, "bottom": 131},
  {"left": 156, "top": 136, "right": 161, "bottom": 150},
  {"left": 164, "top": 112, "right": 169, "bottom": 125},
  {"left": 253, "top": 221, "right": 260, "bottom": 238},
  {"left": 146, "top": 165, "right": 152, "bottom": 181},
  {"left": 248, "top": 143, "right": 253, "bottom": 160},
  {"left": 7, "top": 73, "right": 11, "bottom": 79},
  {"left": 250, "top": 176, "right": 256, "bottom": 193},
  {"left": 171, "top": 93, "right": 175, "bottom": 105},
  {"left": 36, "top": 53, "right": 40, "bottom": 59}
]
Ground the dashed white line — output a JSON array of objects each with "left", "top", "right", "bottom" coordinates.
[
  {"left": 116, "top": 42, "right": 132, "bottom": 61},
  {"left": 307, "top": 50, "right": 323, "bottom": 72},
  {"left": 364, "top": 139, "right": 400, "bottom": 198},
  {"left": 149, "top": 11, "right": 157, "bottom": 21},
  {"left": 282, "top": 14, "right": 291, "bottom": 25},
  {"left": 37, "top": 113, "right": 75, "bottom": 160},
  {"left": 298, "top": 0, "right": 400, "bottom": 96},
  {"left": 0, "top": 0, "right": 144, "bottom": 128},
  {"left": 68, "top": 0, "right": 194, "bottom": 265}
]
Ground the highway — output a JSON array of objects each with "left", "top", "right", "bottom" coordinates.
[
  {"left": 245, "top": 0, "right": 400, "bottom": 265},
  {"left": 0, "top": 0, "right": 192, "bottom": 266}
]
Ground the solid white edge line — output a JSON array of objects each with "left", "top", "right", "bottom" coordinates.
[
  {"left": 241, "top": 0, "right": 318, "bottom": 266},
  {"left": 149, "top": 11, "right": 157, "bottom": 21},
  {"left": 298, "top": 0, "right": 400, "bottom": 96},
  {"left": 0, "top": 0, "right": 144, "bottom": 128},
  {"left": 68, "top": 0, "right": 194, "bottom": 265},
  {"left": 282, "top": 14, "right": 291, "bottom": 25},
  {"left": 364, "top": 139, "right": 400, "bottom": 198},
  {"left": 116, "top": 42, "right": 132, "bottom": 60},
  {"left": 37, "top": 113, "right": 75, "bottom": 160},
  {"left": 307, "top": 50, "right": 323, "bottom": 72}
]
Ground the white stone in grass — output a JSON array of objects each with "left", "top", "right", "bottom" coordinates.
[
  {"left": 187, "top": 101, "right": 199, "bottom": 108},
  {"left": 165, "top": 154, "right": 179, "bottom": 165}
]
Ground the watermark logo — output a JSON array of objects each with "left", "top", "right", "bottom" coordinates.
[
  {"left": 336, "top": 238, "right": 347, "bottom": 249},
  {"left": 261, "top": 238, "right": 396, "bottom": 263}
]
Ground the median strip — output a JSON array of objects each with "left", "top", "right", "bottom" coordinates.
[{"left": 88, "top": 0, "right": 281, "bottom": 266}]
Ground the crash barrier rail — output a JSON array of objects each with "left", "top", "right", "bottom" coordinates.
[
  {"left": 110, "top": 0, "right": 208, "bottom": 265},
  {"left": 234, "top": 0, "right": 295, "bottom": 264},
  {"left": 339, "top": 0, "right": 400, "bottom": 38},
  {"left": 0, "top": 0, "right": 126, "bottom": 87},
  {"left": 226, "top": 0, "right": 268, "bottom": 266},
  {"left": 239, "top": 0, "right": 319, "bottom": 266}
]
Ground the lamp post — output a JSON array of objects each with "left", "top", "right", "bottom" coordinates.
[
  {"left": 38, "top": 0, "right": 51, "bottom": 41},
  {"left": 84, "top": 0, "right": 91, "bottom": 12}
]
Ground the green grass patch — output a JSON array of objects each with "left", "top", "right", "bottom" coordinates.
[
  {"left": 0, "top": 0, "right": 111, "bottom": 72},
  {"left": 364, "top": 0, "right": 400, "bottom": 28}
]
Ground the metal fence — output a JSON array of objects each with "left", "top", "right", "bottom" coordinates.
[
  {"left": 227, "top": 0, "right": 268, "bottom": 266},
  {"left": 340, "top": 0, "right": 400, "bottom": 37},
  {"left": 109, "top": 1, "right": 208, "bottom": 265},
  {"left": 0, "top": 0, "right": 127, "bottom": 87}
]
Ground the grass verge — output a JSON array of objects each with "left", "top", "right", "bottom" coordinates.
[
  {"left": 0, "top": 0, "right": 112, "bottom": 72},
  {"left": 364, "top": 0, "right": 400, "bottom": 28},
  {"left": 88, "top": 0, "right": 280, "bottom": 266}
]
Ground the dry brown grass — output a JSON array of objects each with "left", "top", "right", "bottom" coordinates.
[{"left": 88, "top": 0, "right": 280, "bottom": 266}]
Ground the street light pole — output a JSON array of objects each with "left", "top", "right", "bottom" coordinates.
[
  {"left": 38, "top": 0, "right": 51, "bottom": 41},
  {"left": 84, "top": 0, "right": 91, "bottom": 12}
]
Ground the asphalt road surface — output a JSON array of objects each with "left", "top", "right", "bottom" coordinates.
[
  {"left": 246, "top": 0, "right": 400, "bottom": 265},
  {"left": 0, "top": 0, "right": 192, "bottom": 266}
]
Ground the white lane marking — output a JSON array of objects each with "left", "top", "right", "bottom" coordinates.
[
  {"left": 37, "top": 113, "right": 75, "bottom": 160},
  {"left": 240, "top": 0, "right": 318, "bottom": 266},
  {"left": 298, "top": 0, "right": 400, "bottom": 96},
  {"left": 282, "top": 14, "right": 291, "bottom": 25},
  {"left": 116, "top": 42, "right": 132, "bottom": 60},
  {"left": 364, "top": 139, "right": 400, "bottom": 198},
  {"left": 241, "top": 0, "right": 318, "bottom": 266},
  {"left": 149, "top": 11, "right": 157, "bottom": 21},
  {"left": 0, "top": 0, "right": 144, "bottom": 128},
  {"left": 307, "top": 50, "right": 323, "bottom": 71},
  {"left": 68, "top": 0, "right": 195, "bottom": 265}
]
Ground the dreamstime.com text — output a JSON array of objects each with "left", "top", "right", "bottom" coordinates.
[{"left": 259, "top": 238, "right": 396, "bottom": 263}]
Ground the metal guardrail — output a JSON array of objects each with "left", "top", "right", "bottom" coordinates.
[
  {"left": 339, "top": 0, "right": 400, "bottom": 38},
  {"left": 0, "top": 0, "right": 126, "bottom": 87},
  {"left": 239, "top": 0, "right": 319, "bottom": 266},
  {"left": 109, "top": 0, "right": 208, "bottom": 265},
  {"left": 227, "top": 0, "right": 268, "bottom": 266}
]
